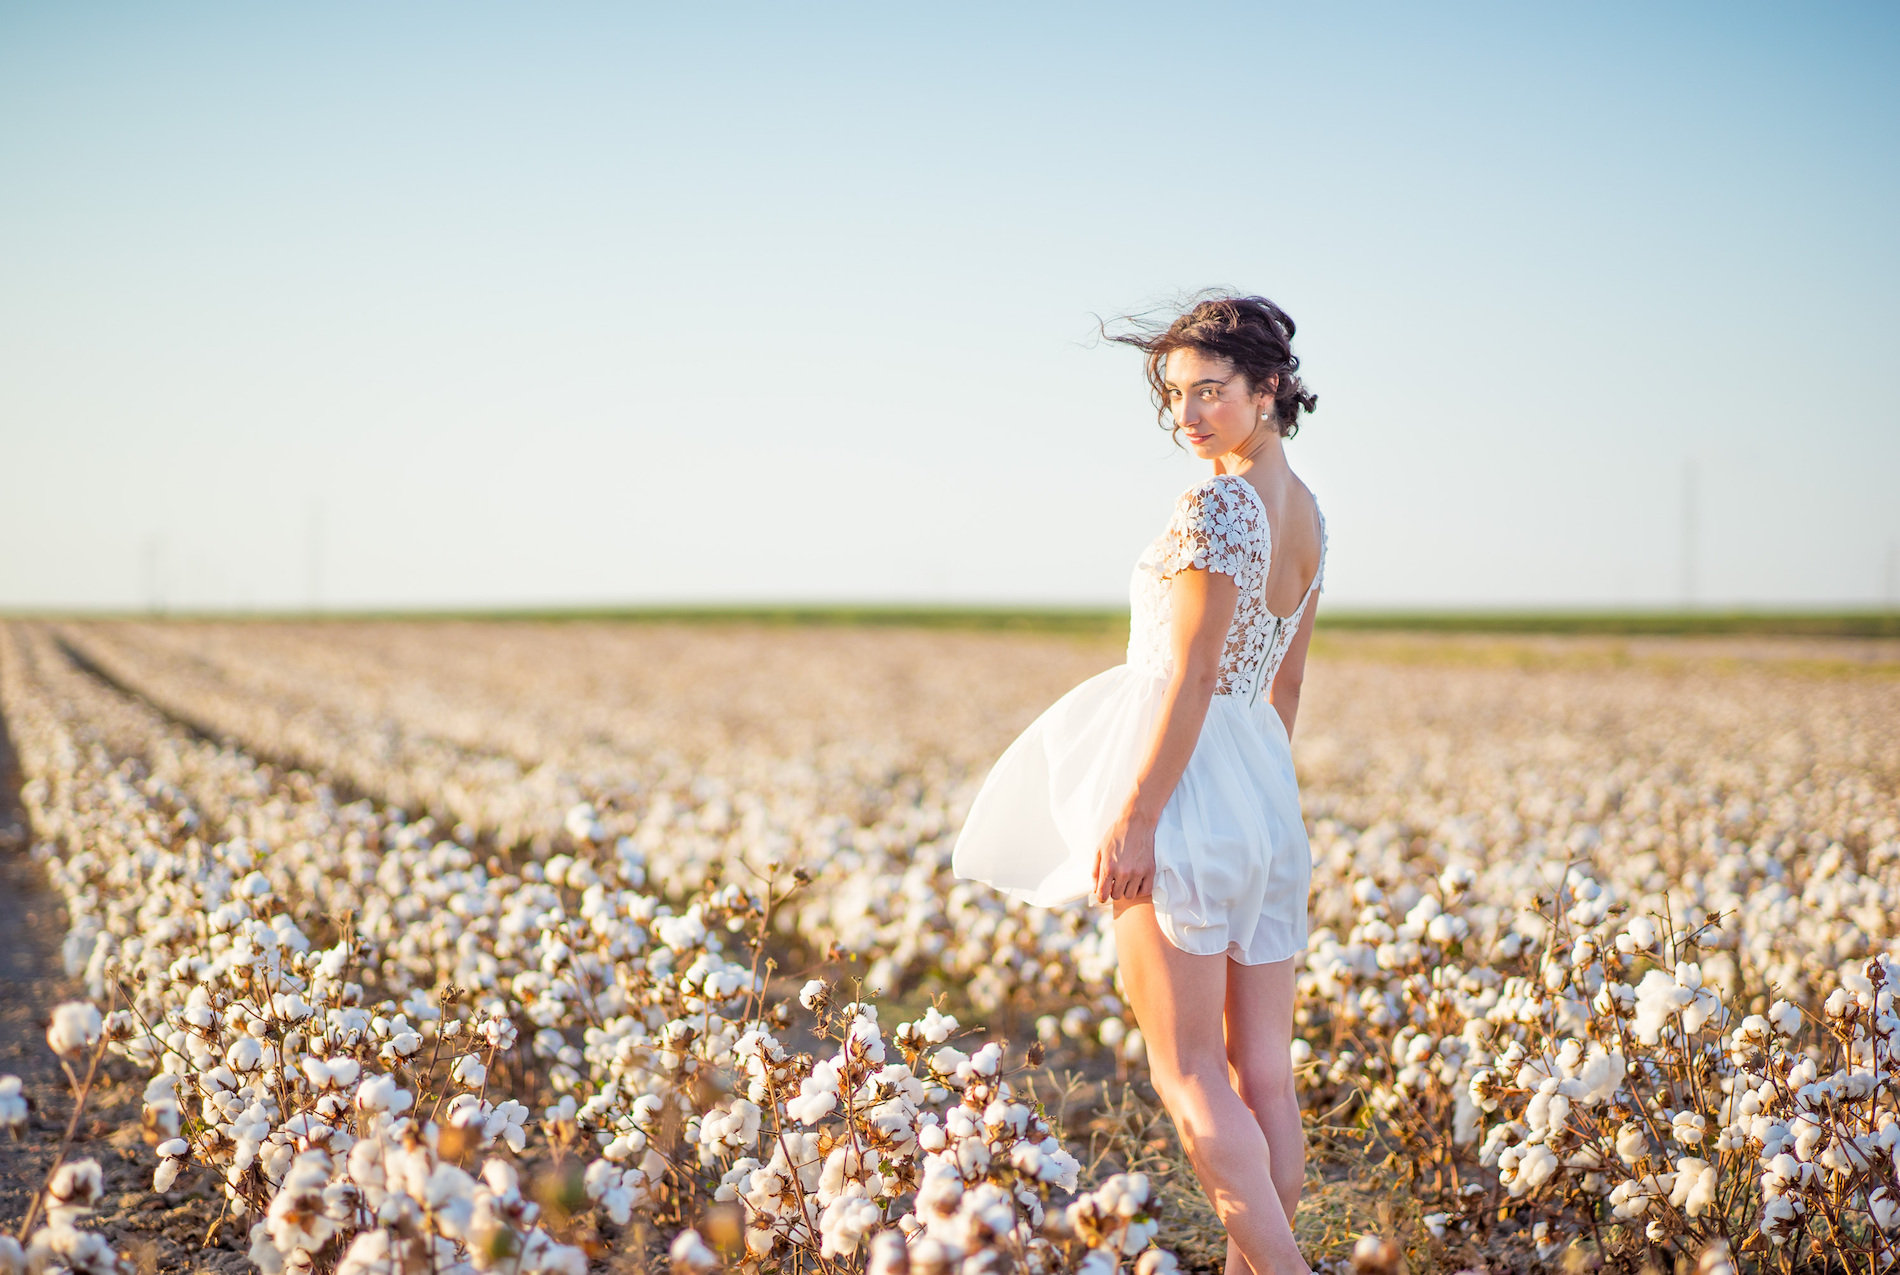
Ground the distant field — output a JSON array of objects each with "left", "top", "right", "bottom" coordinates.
[
  {"left": 7, "top": 604, "right": 1898, "bottom": 638},
  {"left": 1316, "top": 607, "right": 1900, "bottom": 637}
]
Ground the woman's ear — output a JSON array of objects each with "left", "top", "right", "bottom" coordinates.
[{"left": 1256, "top": 373, "right": 1279, "bottom": 408}]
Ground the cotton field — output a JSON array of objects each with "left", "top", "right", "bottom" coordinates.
[{"left": 2, "top": 620, "right": 1898, "bottom": 1275}]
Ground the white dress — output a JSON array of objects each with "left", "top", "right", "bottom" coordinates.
[{"left": 952, "top": 473, "right": 1325, "bottom": 965}]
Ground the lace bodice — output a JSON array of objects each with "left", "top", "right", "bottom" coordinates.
[{"left": 1127, "top": 474, "right": 1328, "bottom": 702}]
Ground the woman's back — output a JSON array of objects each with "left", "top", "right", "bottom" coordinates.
[
  {"left": 1128, "top": 473, "right": 1326, "bottom": 706},
  {"left": 1245, "top": 472, "right": 1323, "bottom": 621}
]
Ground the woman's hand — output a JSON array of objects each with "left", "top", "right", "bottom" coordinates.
[
  {"left": 1093, "top": 564, "right": 1233, "bottom": 907},
  {"left": 1092, "top": 811, "right": 1157, "bottom": 903}
]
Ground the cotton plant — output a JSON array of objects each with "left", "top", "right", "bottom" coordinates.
[
  {"left": 1297, "top": 857, "right": 1900, "bottom": 1268},
  {"left": 55, "top": 621, "right": 1131, "bottom": 1021},
  {"left": 497, "top": 863, "right": 1146, "bottom": 1272},
  {"left": 2, "top": 1160, "right": 136, "bottom": 1275},
  {"left": 11, "top": 613, "right": 1900, "bottom": 1269},
  {"left": 2, "top": 1003, "right": 134, "bottom": 1275},
  {"left": 0, "top": 624, "right": 1180, "bottom": 1275}
]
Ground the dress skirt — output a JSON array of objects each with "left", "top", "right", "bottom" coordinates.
[{"left": 951, "top": 665, "right": 1312, "bottom": 965}]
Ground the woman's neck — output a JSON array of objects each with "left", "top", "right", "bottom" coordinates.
[{"left": 1216, "top": 424, "right": 1288, "bottom": 479}]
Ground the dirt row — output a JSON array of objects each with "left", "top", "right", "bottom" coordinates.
[{"left": 0, "top": 661, "right": 246, "bottom": 1271}]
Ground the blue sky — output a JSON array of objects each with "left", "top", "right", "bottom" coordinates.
[{"left": 2, "top": 3, "right": 1895, "bottom": 609}]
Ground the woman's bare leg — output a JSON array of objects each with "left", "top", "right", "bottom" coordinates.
[
  {"left": 1222, "top": 957, "right": 1304, "bottom": 1275},
  {"left": 1113, "top": 900, "right": 1308, "bottom": 1275}
]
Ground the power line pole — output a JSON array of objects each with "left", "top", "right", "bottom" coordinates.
[
  {"left": 143, "top": 535, "right": 164, "bottom": 615},
  {"left": 1886, "top": 539, "right": 1897, "bottom": 611},
  {"left": 1680, "top": 459, "right": 1697, "bottom": 609},
  {"left": 307, "top": 502, "right": 323, "bottom": 614}
]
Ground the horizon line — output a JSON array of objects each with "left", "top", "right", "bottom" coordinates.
[{"left": 4, "top": 604, "right": 1897, "bottom": 638}]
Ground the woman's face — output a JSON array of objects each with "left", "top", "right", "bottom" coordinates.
[{"left": 1163, "top": 348, "right": 1275, "bottom": 461}]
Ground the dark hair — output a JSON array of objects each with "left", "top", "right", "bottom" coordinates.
[{"left": 1107, "top": 291, "right": 1318, "bottom": 439}]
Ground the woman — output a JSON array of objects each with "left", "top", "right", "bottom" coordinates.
[{"left": 953, "top": 293, "right": 1325, "bottom": 1275}]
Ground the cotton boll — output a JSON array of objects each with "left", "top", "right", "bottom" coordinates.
[
  {"left": 1682, "top": 987, "right": 1723, "bottom": 1034},
  {"left": 1672, "top": 1111, "right": 1708, "bottom": 1146},
  {"left": 1437, "top": 864, "right": 1475, "bottom": 896},
  {"left": 46, "top": 1002, "right": 102, "bottom": 1059},
  {"left": 45, "top": 1158, "right": 104, "bottom": 1224},
  {"left": 1616, "top": 1123, "right": 1648, "bottom": 1166},
  {"left": 787, "top": 1088, "right": 838, "bottom": 1125},
  {"left": 1633, "top": 969, "right": 1693, "bottom": 1045},
  {"left": 819, "top": 1196, "right": 882, "bottom": 1257},
  {"left": 1790, "top": 1115, "right": 1824, "bottom": 1162},
  {"left": 1349, "top": 1236, "right": 1402, "bottom": 1275},
  {"left": 1516, "top": 1144, "right": 1559, "bottom": 1192},
  {"left": 1135, "top": 1250, "right": 1179, "bottom": 1275},
  {"left": 1666, "top": 1157, "right": 1717, "bottom": 1217},
  {"left": 867, "top": 1230, "right": 910, "bottom": 1275},
  {"left": 355, "top": 1075, "right": 414, "bottom": 1115},
  {"left": 669, "top": 1229, "right": 719, "bottom": 1275},
  {"left": 1574, "top": 1045, "right": 1626, "bottom": 1104},
  {"left": 26, "top": 1225, "right": 130, "bottom": 1275},
  {"left": 226, "top": 1036, "right": 264, "bottom": 1073},
  {"left": 0, "top": 1075, "right": 26, "bottom": 1138},
  {"left": 563, "top": 804, "right": 605, "bottom": 844},
  {"left": 918, "top": 1007, "right": 959, "bottom": 1043}
]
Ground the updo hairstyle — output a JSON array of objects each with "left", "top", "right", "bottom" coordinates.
[{"left": 1110, "top": 292, "right": 1318, "bottom": 439}]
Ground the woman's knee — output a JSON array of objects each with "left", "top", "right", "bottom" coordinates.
[
  {"left": 1149, "top": 1051, "right": 1233, "bottom": 1117},
  {"left": 1229, "top": 1051, "right": 1295, "bottom": 1110}
]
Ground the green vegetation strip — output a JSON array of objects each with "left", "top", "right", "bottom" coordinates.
[
  {"left": 1313, "top": 609, "right": 1900, "bottom": 637},
  {"left": 457, "top": 605, "right": 1135, "bottom": 633},
  {"left": 6, "top": 607, "right": 1897, "bottom": 638}
]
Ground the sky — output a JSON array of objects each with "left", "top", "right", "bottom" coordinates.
[{"left": 2, "top": 2, "right": 1895, "bottom": 611}]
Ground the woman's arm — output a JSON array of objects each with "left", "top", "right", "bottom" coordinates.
[
  {"left": 1267, "top": 597, "right": 1318, "bottom": 741},
  {"left": 1092, "top": 567, "right": 1237, "bottom": 903}
]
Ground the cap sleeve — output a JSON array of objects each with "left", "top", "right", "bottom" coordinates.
[
  {"left": 1158, "top": 477, "right": 1260, "bottom": 580},
  {"left": 1314, "top": 505, "right": 1328, "bottom": 594}
]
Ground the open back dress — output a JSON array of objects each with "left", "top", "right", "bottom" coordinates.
[{"left": 951, "top": 473, "right": 1326, "bottom": 964}]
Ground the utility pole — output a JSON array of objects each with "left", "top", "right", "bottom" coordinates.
[
  {"left": 1680, "top": 460, "right": 1697, "bottom": 609},
  {"left": 1886, "top": 539, "right": 1897, "bottom": 611},
  {"left": 307, "top": 502, "right": 323, "bottom": 614},
  {"left": 143, "top": 535, "right": 164, "bottom": 615}
]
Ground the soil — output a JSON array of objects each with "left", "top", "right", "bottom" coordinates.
[{"left": 0, "top": 691, "right": 242, "bottom": 1271}]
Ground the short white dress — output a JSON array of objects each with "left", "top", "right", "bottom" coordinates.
[{"left": 952, "top": 473, "right": 1325, "bottom": 964}]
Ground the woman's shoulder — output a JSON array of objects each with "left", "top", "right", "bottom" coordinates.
[
  {"left": 1286, "top": 473, "right": 1323, "bottom": 526},
  {"left": 1162, "top": 474, "right": 1265, "bottom": 575},
  {"left": 1171, "top": 472, "right": 1257, "bottom": 519}
]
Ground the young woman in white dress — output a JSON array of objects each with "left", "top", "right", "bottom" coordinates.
[{"left": 954, "top": 294, "right": 1325, "bottom": 1275}]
